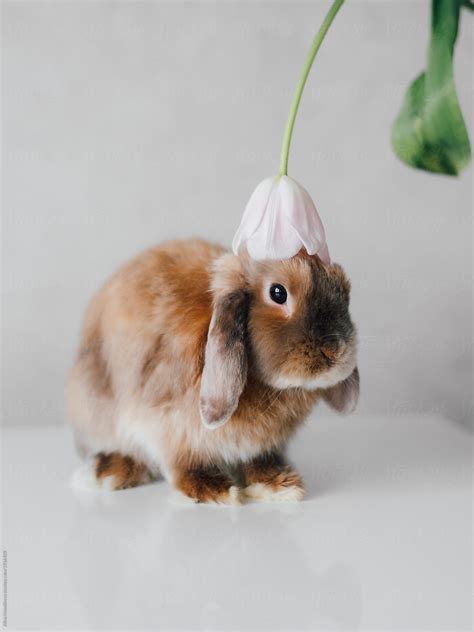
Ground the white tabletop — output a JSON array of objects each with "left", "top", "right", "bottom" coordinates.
[{"left": 2, "top": 413, "right": 472, "bottom": 630}]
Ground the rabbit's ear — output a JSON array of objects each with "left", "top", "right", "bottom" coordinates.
[
  {"left": 323, "top": 367, "right": 359, "bottom": 414},
  {"left": 199, "top": 290, "right": 249, "bottom": 429}
]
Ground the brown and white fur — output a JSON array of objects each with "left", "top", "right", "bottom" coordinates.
[{"left": 66, "top": 239, "right": 359, "bottom": 503}]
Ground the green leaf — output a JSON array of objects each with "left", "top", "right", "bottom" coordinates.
[{"left": 392, "top": 0, "right": 471, "bottom": 176}]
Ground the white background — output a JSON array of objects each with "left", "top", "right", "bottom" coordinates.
[
  {"left": 2, "top": 4, "right": 472, "bottom": 630},
  {"left": 2, "top": 0, "right": 472, "bottom": 429}
]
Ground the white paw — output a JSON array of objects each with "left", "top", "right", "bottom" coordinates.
[
  {"left": 225, "top": 485, "right": 242, "bottom": 506},
  {"left": 71, "top": 459, "right": 106, "bottom": 492},
  {"left": 244, "top": 482, "right": 304, "bottom": 502},
  {"left": 70, "top": 460, "right": 123, "bottom": 492},
  {"left": 170, "top": 485, "right": 243, "bottom": 506},
  {"left": 203, "top": 485, "right": 242, "bottom": 506},
  {"left": 71, "top": 458, "right": 152, "bottom": 492}
]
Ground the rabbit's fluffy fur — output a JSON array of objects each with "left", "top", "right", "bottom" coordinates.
[{"left": 66, "top": 239, "right": 359, "bottom": 503}]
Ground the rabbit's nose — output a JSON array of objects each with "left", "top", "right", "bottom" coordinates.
[{"left": 321, "top": 340, "right": 346, "bottom": 361}]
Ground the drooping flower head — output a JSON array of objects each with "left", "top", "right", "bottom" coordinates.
[{"left": 232, "top": 175, "right": 330, "bottom": 263}]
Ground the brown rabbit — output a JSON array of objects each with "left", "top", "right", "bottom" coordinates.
[{"left": 66, "top": 239, "right": 359, "bottom": 503}]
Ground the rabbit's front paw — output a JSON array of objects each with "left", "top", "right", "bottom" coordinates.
[
  {"left": 244, "top": 477, "right": 304, "bottom": 502},
  {"left": 242, "top": 452, "right": 304, "bottom": 502},
  {"left": 174, "top": 466, "right": 242, "bottom": 505}
]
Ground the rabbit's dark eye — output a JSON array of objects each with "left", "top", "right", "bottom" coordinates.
[{"left": 269, "top": 284, "right": 287, "bottom": 305}]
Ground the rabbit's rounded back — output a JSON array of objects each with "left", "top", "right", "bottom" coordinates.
[{"left": 66, "top": 240, "right": 224, "bottom": 464}]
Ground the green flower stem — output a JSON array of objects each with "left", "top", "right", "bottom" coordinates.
[{"left": 279, "top": 0, "right": 345, "bottom": 176}]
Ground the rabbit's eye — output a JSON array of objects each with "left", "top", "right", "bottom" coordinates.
[{"left": 269, "top": 284, "right": 287, "bottom": 304}]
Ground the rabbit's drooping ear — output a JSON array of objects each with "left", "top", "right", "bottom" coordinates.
[
  {"left": 199, "top": 290, "right": 249, "bottom": 429},
  {"left": 322, "top": 367, "right": 360, "bottom": 414}
]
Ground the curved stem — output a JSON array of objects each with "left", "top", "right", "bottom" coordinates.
[{"left": 279, "top": 0, "right": 345, "bottom": 176}]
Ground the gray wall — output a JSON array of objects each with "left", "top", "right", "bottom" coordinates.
[{"left": 2, "top": 1, "right": 472, "bottom": 428}]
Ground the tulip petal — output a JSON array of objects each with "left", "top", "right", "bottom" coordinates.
[
  {"left": 231, "top": 177, "right": 276, "bottom": 256},
  {"left": 280, "top": 177, "right": 330, "bottom": 264},
  {"left": 247, "top": 192, "right": 302, "bottom": 260}
]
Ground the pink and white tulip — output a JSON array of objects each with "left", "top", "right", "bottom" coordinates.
[{"left": 232, "top": 175, "right": 330, "bottom": 263}]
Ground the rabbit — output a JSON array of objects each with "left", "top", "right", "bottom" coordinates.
[{"left": 66, "top": 239, "right": 359, "bottom": 503}]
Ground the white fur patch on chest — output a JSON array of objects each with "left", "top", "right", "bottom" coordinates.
[
  {"left": 117, "top": 400, "right": 265, "bottom": 472},
  {"left": 213, "top": 433, "right": 263, "bottom": 465}
]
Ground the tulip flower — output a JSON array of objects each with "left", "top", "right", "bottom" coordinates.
[
  {"left": 232, "top": 0, "right": 345, "bottom": 263},
  {"left": 232, "top": 175, "right": 330, "bottom": 263}
]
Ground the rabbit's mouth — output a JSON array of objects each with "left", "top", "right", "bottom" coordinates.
[{"left": 268, "top": 339, "right": 357, "bottom": 391}]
